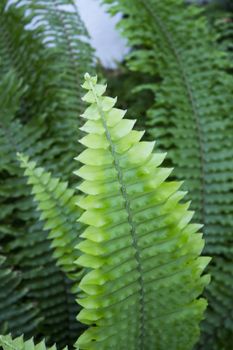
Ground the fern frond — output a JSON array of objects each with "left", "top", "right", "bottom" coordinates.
[
  {"left": 18, "top": 153, "right": 83, "bottom": 279},
  {"left": 74, "top": 74, "right": 210, "bottom": 350},
  {"left": 12, "top": 0, "right": 95, "bottom": 178},
  {"left": 7, "top": 0, "right": 94, "bottom": 124},
  {"left": 0, "top": 0, "right": 94, "bottom": 177},
  {"left": 18, "top": 0, "right": 94, "bottom": 79},
  {"left": 0, "top": 334, "right": 67, "bottom": 350},
  {"left": 103, "top": 1, "right": 233, "bottom": 347},
  {"left": 17, "top": 153, "right": 86, "bottom": 342}
]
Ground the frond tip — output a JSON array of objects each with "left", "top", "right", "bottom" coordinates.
[{"left": 75, "top": 74, "right": 211, "bottom": 350}]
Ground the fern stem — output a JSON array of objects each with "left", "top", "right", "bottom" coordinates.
[{"left": 88, "top": 78, "right": 146, "bottom": 350}]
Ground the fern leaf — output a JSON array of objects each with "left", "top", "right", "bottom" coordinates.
[
  {"left": 74, "top": 74, "right": 210, "bottom": 350},
  {"left": 0, "top": 0, "right": 94, "bottom": 177},
  {"left": 0, "top": 334, "right": 67, "bottom": 350},
  {"left": 103, "top": 1, "right": 233, "bottom": 347},
  {"left": 18, "top": 153, "right": 83, "bottom": 279}
]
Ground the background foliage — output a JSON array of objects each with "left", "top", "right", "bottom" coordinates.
[
  {"left": 0, "top": 0, "right": 93, "bottom": 347},
  {"left": 0, "top": 0, "right": 232, "bottom": 349}
]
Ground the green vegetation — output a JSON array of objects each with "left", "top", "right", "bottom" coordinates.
[
  {"left": 103, "top": 1, "right": 233, "bottom": 348},
  {"left": 19, "top": 74, "right": 209, "bottom": 350},
  {"left": 0, "top": 0, "right": 93, "bottom": 347},
  {"left": 0, "top": 0, "right": 232, "bottom": 349}
]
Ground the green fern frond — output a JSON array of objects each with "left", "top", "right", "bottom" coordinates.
[
  {"left": 0, "top": 0, "right": 94, "bottom": 177},
  {"left": 16, "top": 153, "right": 86, "bottom": 342},
  {"left": 7, "top": 0, "right": 95, "bottom": 124},
  {"left": 0, "top": 334, "right": 67, "bottom": 350},
  {"left": 18, "top": 153, "right": 83, "bottom": 279},
  {"left": 18, "top": 0, "right": 94, "bottom": 80},
  {"left": 103, "top": 1, "right": 233, "bottom": 347},
  {"left": 74, "top": 74, "right": 210, "bottom": 350}
]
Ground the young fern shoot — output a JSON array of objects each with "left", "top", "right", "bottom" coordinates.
[{"left": 75, "top": 74, "right": 210, "bottom": 350}]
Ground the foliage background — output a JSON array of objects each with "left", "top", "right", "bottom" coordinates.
[{"left": 0, "top": 0, "right": 232, "bottom": 349}]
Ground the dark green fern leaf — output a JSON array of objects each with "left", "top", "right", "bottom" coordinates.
[
  {"left": 0, "top": 0, "right": 94, "bottom": 177},
  {"left": 12, "top": 0, "right": 95, "bottom": 177},
  {"left": 74, "top": 74, "right": 210, "bottom": 350}
]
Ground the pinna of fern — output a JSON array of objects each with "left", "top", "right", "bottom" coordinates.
[
  {"left": 18, "top": 73, "right": 210, "bottom": 350},
  {"left": 74, "top": 74, "right": 210, "bottom": 349}
]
